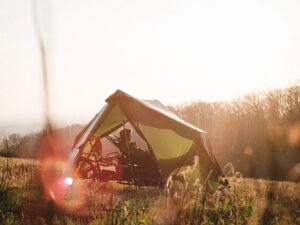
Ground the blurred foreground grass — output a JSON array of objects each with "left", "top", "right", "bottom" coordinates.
[{"left": 0, "top": 156, "right": 299, "bottom": 225}]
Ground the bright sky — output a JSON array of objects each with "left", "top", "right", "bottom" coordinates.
[{"left": 0, "top": 0, "right": 300, "bottom": 128}]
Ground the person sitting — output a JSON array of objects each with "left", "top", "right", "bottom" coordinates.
[{"left": 117, "top": 128, "right": 150, "bottom": 166}]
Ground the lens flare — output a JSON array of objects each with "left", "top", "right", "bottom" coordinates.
[
  {"left": 49, "top": 191, "right": 55, "bottom": 199},
  {"left": 65, "top": 177, "right": 73, "bottom": 186},
  {"left": 39, "top": 157, "right": 86, "bottom": 211},
  {"left": 37, "top": 131, "right": 87, "bottom": 213},
  {"left": 37, "top": 131, "right": 119, "bottom": 217},
  {"left": 288, "top": 122, "right": 300, "bottom": 147},
  {"left": 244, "top": 146, "right": 253, "bottom": 156}
]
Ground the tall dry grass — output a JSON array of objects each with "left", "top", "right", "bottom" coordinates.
[{"left": 0, "top": 156, "right": 299, "bottom": 224}]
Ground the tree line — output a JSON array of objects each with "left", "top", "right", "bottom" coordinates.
[
  {"left": 168, "top": 83, "right": 300, "bottom": 181},
  {"left": 0, "top": 124, "right": 84, "bottom": 159}
]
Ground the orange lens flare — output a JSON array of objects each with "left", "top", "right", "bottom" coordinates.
[
  {"left": 37, "top": 131, "right": 87, "bottom": 213},
  {"left": 37, "top": 131, "right": 119, "bottom": 216},
  {"left": 39, "top": 157, "right": 86, "bottom": 212}
]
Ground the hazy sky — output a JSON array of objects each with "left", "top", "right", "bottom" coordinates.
[{"left": 0, "top": 0, "right": 300, "bottom": 128}]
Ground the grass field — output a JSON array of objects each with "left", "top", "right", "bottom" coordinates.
[{"left": 0, "top": 156, "right": 299, "bottom": 225}]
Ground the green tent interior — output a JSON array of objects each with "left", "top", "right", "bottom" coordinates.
[{"left": 68, "top": 90, "right": 224, "bottom": 185}]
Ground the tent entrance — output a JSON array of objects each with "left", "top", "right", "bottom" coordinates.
[{"left": 75, "top": 120, "right": 162, "bottom": 186}]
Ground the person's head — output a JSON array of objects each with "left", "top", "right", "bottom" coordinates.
[{"left": 120, "top": 128, "right": 132, "bottom": 142}]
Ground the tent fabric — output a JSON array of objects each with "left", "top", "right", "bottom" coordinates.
[
  {"left": 72, "top": 104, "right": 111, "bottom": 150},
  {"left": 106, "top": 92, "right": 188, "bottom": 129},
  {"left": 94, "top": 105, "right": 126, "bottom": 137},
  {"left": 69, "top": 90, "right": 224, "bottom": 180},
  {"left": 136, "top": 124, "right": 194, "bottom": 160},
  {"left": 142, "top": 99, "right": 206, "bottom": 134},
  {"left": 106, "top": 91, "right": 207, "bottom": 140},
  {"left": 69, "top": 104, "right": 111, "bottom": 163}
]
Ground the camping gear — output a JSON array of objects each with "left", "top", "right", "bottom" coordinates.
[{"left": 68, "top": 90, "right": 224, "bottom": 186}]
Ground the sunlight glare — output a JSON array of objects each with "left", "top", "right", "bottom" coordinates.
[{"left": 65, "top": 177, "right": 73, "bottom": 186}]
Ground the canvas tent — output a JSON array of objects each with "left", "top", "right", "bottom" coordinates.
[{"left": 68, "top": 90, "right": 224, "bottom": 183}]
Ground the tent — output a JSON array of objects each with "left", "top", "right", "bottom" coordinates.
[{"left": 68, "top": 90, "right": 224, "bottom": 185}]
